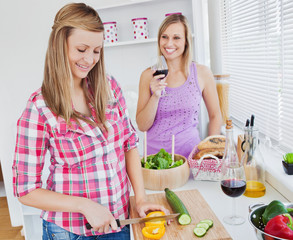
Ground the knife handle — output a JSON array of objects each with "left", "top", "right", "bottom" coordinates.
[{"left": 85, "top": 219, "right": 121, "bottom": 230}]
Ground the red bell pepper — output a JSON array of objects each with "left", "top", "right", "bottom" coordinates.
[{"left": 264, "top": 213, "right": 293, "bottom": 239}]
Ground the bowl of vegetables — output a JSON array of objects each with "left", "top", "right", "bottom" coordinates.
[
  {"left": 249, "top": 200, "right": 293, "bottom": 240},
  {"left": 141, "top": 149, "right": 190, "bottom": 191},
  {"left": 282, "top": 153, "right": 293, "bottom": 175}
]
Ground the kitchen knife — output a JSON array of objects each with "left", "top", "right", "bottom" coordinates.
[{"left": 86, "top": 213, "right": 179, "bottom": 229}]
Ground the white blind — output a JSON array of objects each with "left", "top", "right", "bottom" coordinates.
[{"left": 221, "top": 0, "right": 293, "bottom": 151}]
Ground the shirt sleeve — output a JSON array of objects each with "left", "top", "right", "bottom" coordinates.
[
  {"left": 12, "top": 98, "right": 49, "bottom": 197},
  {"left": 109, "top": 76, "right": 139, "bottom": 152}
]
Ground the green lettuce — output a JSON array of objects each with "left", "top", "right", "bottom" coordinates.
[{"left": 141, "top": 149, "right": 184, "bottom": 169}]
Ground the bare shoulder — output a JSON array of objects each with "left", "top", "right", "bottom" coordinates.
[
  {"left": 195, "top": 63, "right": 214, "bottom": 90},
  {"left": 140, "top": 67, "right": 153, "bottom": 82},
  {"left": 196, "top": 63, "right": 213, "bottom": 78}
]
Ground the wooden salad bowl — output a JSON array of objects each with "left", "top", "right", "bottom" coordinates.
[{"left": 142, "top": 154, "right": 190, "bottom": 191}]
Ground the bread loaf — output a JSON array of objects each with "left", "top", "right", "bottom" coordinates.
[
  {"left": 192, "top": 135, "right": 226, "bottom": 160},
  {"left": 194, "top": 148, "right": 225, "bottom": 159},
  {"left": 197, "top": 135, "right": 226, "bottom": 150}
]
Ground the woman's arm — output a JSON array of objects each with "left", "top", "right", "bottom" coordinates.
[
  {"left": 125, "top": 148, "right": 169, "bottom": 217},
  {"left": 18, "top": 188, "right": 117, "bottom": 233},
  {"left": 136, "top": 69, "right": 167, "bottom": 132},
  {"left": 197, "top": 64, "right": 222, "bottom": 135}
]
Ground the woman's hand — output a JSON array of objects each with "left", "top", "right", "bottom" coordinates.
[
  {"left": 150, "top": 71, "right": 167, "bottom": 97},
  {"left": 136, "top": 199, "right": 171, "bottom": 224},
  {"left": 80, "top": 198, "right": 118, "bottom": 233}
]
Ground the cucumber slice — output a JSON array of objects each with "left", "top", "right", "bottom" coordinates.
[
  {"left": 178, "top": 214, "right": 192, "bottom": 225},
  {"left": 196, "top": 222, "right": 210, "bottom": 230},
  {"left": 193, "top": 227, "right": 207, "bottom": 237},
  {"left": 200, "top": 219, "right": 213, "bottom": 228}
]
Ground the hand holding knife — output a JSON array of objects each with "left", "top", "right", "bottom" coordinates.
[{"left": 86, "top": 213, "right": 179, "bottom": 229}]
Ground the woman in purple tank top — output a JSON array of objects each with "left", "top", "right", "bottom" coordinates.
[{"left": 136, "top": 14, "right": 222, "bottom": 159}]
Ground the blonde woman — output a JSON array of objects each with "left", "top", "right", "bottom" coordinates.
[
  {"left": 12, "top": 3, "right": 168, "bottom": 240},
  {"left": 136, "top": 14, "right": 222, "bottom": 158}
]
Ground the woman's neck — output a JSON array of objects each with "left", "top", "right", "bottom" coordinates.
[
  {"left": 73, "top": 77, "right": 83, "bottom": 91},
  {"left": 167, "top": 57, "right": 184, "bottom": 74}
]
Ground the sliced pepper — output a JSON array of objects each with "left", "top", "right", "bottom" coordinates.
[
  {"left": 145, "top": 211, "right": 166, "bottom": 227},
  {"left": 142, "top": 225, "right": 166, "bottom": 239},
  {"left": 262, "top": 200, "right": 288, "bottom": 225},
  {"left": 264, "top": 213, "right": 293, "bottom": 239}
]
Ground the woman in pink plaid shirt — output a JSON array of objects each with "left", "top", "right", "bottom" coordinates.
[{"left": 12, "top": 3, "right": 168, "bottom": 240}]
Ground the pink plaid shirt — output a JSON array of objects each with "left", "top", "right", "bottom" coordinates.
[{"left": 12, "top": 76, "right": 138, "bottom": 236}]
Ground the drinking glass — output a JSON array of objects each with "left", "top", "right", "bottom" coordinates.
[
  {"left": 220, "top": 155, "right": 247, "bottom": 225},
  {"left": 151, "top": 55, "right": 168, "bottom": 97}
]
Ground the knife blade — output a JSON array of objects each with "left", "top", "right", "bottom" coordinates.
[{"left": 86, "top": 213, "right": 179, "bottom": 229}]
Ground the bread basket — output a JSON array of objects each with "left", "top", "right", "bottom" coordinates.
[{"left": 187, "top": 145, "right": 222, "bottom": 181}]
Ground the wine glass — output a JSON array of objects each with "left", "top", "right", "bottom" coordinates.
[
  {"left": 220, "top": 147, "right": 246, "bottom": 225},
  {"left": 151, "top": 55, "right": 168, "bottom": 97}
]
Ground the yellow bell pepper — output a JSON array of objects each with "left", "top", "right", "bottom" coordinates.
[
  {"left": 142, "top": 226, "right": 166, "bottom": 239},
  {"left": 145, "top": 211, "right": 166, "bottom": 227}
]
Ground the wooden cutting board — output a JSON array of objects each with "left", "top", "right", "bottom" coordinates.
[{"left": 129, "top": 189, "right": 231, "bottom": 240}]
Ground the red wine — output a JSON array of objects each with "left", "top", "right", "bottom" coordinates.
[
  {"left": 221, "top": 179, "right": 246, "bottom": 197},
  {"left": 153, "top": 69, "right": 168, "bottom": 80}
]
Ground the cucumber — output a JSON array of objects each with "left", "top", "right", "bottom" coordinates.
[
  {"left": 194, "top": 219, "right": 213, "bottom": 237},
  {"left": 196, "top": 222, "right": 210, "bottom": 231},
  {"left": 193, "top": 227, "right": 207, "bottom": 237},
  {"left": 164, "top": 188, "right": 192, "bottom": 225},
  {"left": 200, "top": 219, "right": 213, "bottom": 228}
]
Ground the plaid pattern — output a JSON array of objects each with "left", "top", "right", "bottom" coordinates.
[{"left": 12, "top": 76, "right": 138, "bottom": 236}]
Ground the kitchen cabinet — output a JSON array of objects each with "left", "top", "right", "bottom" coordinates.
[{"left": 18, "top": 0, "right": 209, "bottom": 239}]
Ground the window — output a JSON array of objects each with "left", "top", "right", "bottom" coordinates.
[{"left": 220, "top": 0, "right": 293, "bottom": 151}]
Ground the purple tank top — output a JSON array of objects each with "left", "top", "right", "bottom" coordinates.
[{"left": 147, "top": 62, "right": 202, "bottom": 158}]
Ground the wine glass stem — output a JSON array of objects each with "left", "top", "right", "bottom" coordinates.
[{"left": 232, "top": 197, "right": 236, "bottom": 218}]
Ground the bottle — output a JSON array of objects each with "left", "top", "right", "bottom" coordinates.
[
  {"left": 222, "top": 119, "right": 239, "bottom": 166},
  {"left": 242, "top": 127, "right": 266, "bottom": 197},
  {"left": 215, "top": 74, "right": 230, "bottom": 124}
]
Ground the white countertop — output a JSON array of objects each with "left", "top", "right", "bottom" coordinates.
[{"left": 131, "top": 174, "right": 289, "bottom": 240}]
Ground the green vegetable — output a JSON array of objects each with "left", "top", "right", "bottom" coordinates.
[
  {"left": 141, "top": 149, "right": 184, "bottom": 169},
  {"left": 262, "top": 200, "right": 288, "bottom": 225},
  {"left": 164, "top": 188, "right": 191, "bottom": 225},
  {"left": 169, "top": 159, "right": 184, "bottom": 168},
  {"left": 288, "top": 208, "right": 293, "bottom": 213},
  {"left": 194, "top": 219, "right": 213, "bottom": 237},
  {"left": 283, "top": 153, "right": 293, "bottom": 164},
  {"left": 196, "top": 222, "right": 210, "bottom": 230},
  {"left": 199, "top": 219, "right": 213, "bottom": 228},
  {"left": 193, "top": 227, "right": 206, "bottom": 237}
]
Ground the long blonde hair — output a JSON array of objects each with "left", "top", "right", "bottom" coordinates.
[
  {"left": 157, "top": 14, "right": 193, "bottom": 75},
  {"left": 42, "top": 3, "right": 110, "bottom": 127}
]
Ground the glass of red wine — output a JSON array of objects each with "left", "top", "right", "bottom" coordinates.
[
  {"left": 220, "top": 152, "right": 246, "bottom": 225},
  {"left": 151, "top": 55, "right": 168, "bottom": 97}
]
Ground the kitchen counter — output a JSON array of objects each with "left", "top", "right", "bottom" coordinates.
[{"left": 130, "top": 174, "right": 289, "bottom": 240}]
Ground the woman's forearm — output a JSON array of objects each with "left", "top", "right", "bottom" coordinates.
[
  {"left": 136, "top": 95, "right": 160, "bottom": 132},
  {"left": 18, "top": 188, "right": 90, "bottom": 214},
  {"left": 208, "top": 114, "right": 222, "bottom": 136}
]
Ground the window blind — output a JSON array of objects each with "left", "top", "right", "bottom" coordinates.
[{"left": 221, "top": 0, "right": 293, "bottom": 151}]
